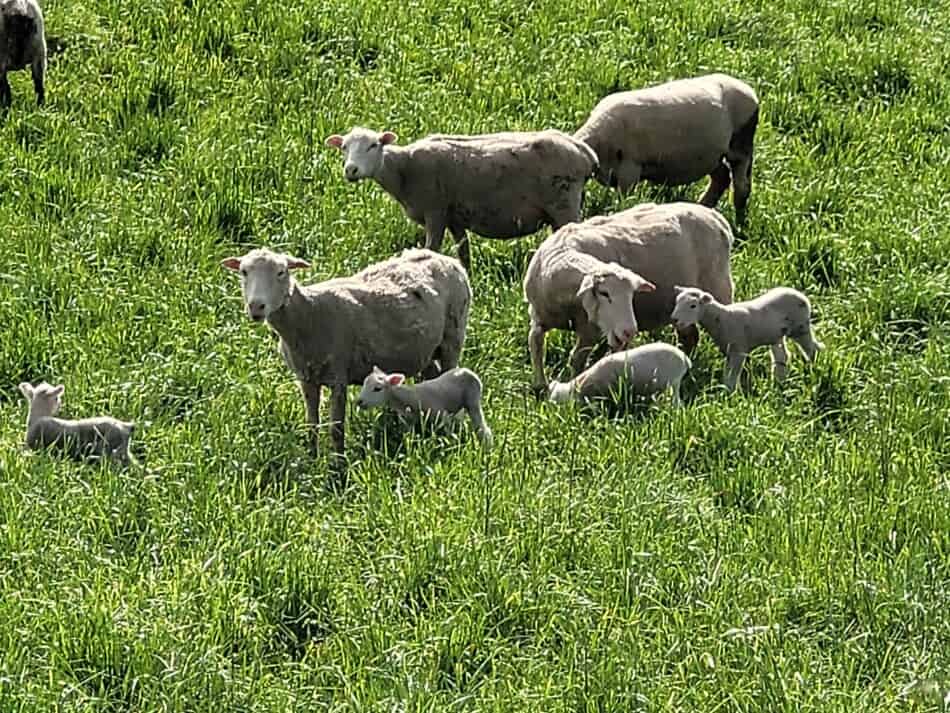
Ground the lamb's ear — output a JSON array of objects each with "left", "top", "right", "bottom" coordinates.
[
  {"left": 672, "top": 285, "right": 684, "bottom": 296},
  {"left": 387, "top": 373, "right": 406, "bottom": 386},
  {"left": 325, "top": 134, "right": 344, "bottom": 149},
  {"left": 700, "top": 292, "right": 713, "bottom": 304},
  {"left": 53, "top": 384, "right": 65, "bottom": 396},
  {"left": 636, "top": 279, "right": 656, "bottom": 293},
  {"left": 284, "top": 256, "right": 311, "bottom": 270},
  {"left": 18, "top": 382, "right": 33, "bottom": 399},
  {"left": 372, "top": 365, "right": 384, "bottom": 376},
  {"left": 380, "top": 131, "right": 398, "bottom": 145},
  {"left": 577, "top": 274, "right": 599, "bottom": 318},
  {"left": 221, "top": 257, "right": 242, "bottom": 272}
]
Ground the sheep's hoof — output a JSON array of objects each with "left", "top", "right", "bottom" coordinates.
[{"left": 531, "top": 383, "right": 548, "bottom": 401}]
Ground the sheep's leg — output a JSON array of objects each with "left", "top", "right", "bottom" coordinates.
[
  {"left": 723, "top": 352, "right": 746, "bottom": 392},
  {"left": 0, "top": 73, "right": 10, "bottom": 108},
  {"left": 728, "top": 109, "right": 757, "bottom": 225},
  {"left": 31, "top": 60, "right": 45, "bottom": 106},
  {"left": 424, "top": 214, "right": 448, "bottom": 254},
  {"left": 299, "top": 381, "right": 322, "bottom": 454},
  {"left": 329, "top": 384, "right": 347, "bottom": 459},
  {"left": 794, "top": 328, "right": 822, "bottom": 362},
  {"left": 569, "top": 323, "right": 599, "bottom": 376},
  {"left": 615, "top": 162, "right": 642, "bottom": 196},
  {"left": 770, "top": 341, "right": 789, "bottom": 383},
  {"left": 671, "top": 378, "right": 683, "bottom": 407},
  {"left": 699, "top": 162, "right": 731, "bottom": 208},
  {"left": 675, "top": 324, "right": 700, "bottom": 355},
  {"left": 528, "top": 319, "right": 548, "bottom": 396},
  {"left": 450, "top": 226, "right": 471, "bottom": 271}
]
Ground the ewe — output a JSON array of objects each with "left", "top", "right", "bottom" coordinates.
[
  {"left": 0, "top": 0, "right": 46, "bottom": 107},
  {"left": 671, "top": 286, "right": 823, "bottom": 391},
  {"left": 575, "top": 73, "right": 758, "bottom": 223},
  {"left": 222, "top": 248, "right": 471, "bottom": 457},
  {"left": 326, "top": 127, "right": 598, "bottom": 269}
]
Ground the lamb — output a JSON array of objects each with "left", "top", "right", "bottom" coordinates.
[
  {"left": 357, "top": 365, "right": 492, "bottom": 446},
  {"left": 670, "top": 286, "right": 823, "bottom": 392},
  {"left": 18, "top": 382, "right": 135, "bottom": 464},
  {"left": 524, "top": 201, "right": 733, "bottom": 392},
  {"left": 0, "top": 0, "right": 46, "bottom": 107},
  {"left": 325, "top": 127, "right": 599, "bottom": 269},
  {"left": 574, "top": 73, "right": 759, "bottom": 223},
  {"left": 222, "top": 247, "right": 471, "bottom": 458},
  {"left": 548, "top": 343, "right": 691, "bottom": 406}
]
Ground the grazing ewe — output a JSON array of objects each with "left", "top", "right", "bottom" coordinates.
[
  {"left": 524, "top": 201, "right": 733, "bottom": 392},
  {"left": 0, "top": 0, "right": 46, "bottom": 107},
  {"left": 222, "top": 247, "right": 471, "bottom": 458},
  {"left": 671, "top": 286, "right": 823, "bottom": 392},
  {"left": 357, "top": 365, "right": 492, "bottom": 446},
  {"left": 574, "top": 73, "right": 759, "bottom": 223},
  {"left": 548, "top": 343, "right": 691, "bottom": 406},
  {"left": 18, "top": 382, "right": 135, "bottom": 464},
  {"left": 325, "top": 127, "right": 599, "bottom": 269}
]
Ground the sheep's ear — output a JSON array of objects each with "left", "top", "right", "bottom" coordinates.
[
  {"left": 53, "top": 385, "right": 65, "bottom": 396},
  {"left": 285, "top": 256, "right": 311, "bottom": 270},
  {"left": 326, "top": 134, "right": 344, "bottom": 149},
  {"left": 577, "top": 274, "right": 599, "bottom": 319},
  {"left": 636, "top": 280, "right": 656, "bottom": 293},
  {"left": 387, "top": 373, "right": 406, "bottom": 386},
  {"left": 672, "top": 285, "right": 684, "bottom": 296},
  {"left": 576, "top": 273, "right": 597, "bottom": 299},
  {"left": 372, "top": 365, "right": 384, "bottom": 375},
  {"left": 18, "top": 382, "right": 33, "bottom": 399},
  {"left": 700, "top": 293, "right": 713, "bottom": 304},
  {"left": 221, "top": 257, "right": 242, "bottom": 272},
  {"left": 380, "top": 131, "right": 398, "bottom": 145}
]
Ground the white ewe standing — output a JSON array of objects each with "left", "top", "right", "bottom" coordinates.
[
  {"left": 671, "top": 286, "right": 823, "bottom": 391},
  {"left": 326, "top": 127, "right": 598, "bottom": 269},
  {"left": 357, "top": 365, "right": 492, "bottom": 446},
  {"left": 548, "top": 343, "right": 691, "bottom": 406},
  {"left": 18, "top": 382, "right": 135, "bottom": 464},
  {"left": 575, "top": 73, "right": 758, "bottom": 223},
  {"left": 0, "top": 0, "right": 46, "bottom": 107}
]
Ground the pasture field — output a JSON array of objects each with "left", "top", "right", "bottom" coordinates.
[{"left": 1, "top": 0, "right": 949, "bottom": 709}]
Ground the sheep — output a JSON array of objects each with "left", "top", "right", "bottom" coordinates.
[
  {"left": 325, "top": 127, "right": 599, "bottom": 269},
  {"left": 18, "top": 382, "right": 135, "bottom": 464},
  {"left": 548, "top": 343, "right": 691, "bottom": 407},
  {"left": 0, "top": 0, "right": 46, "bottom": 107},
  {"left": 356, "top": 365, "right": 492, "bottom": 446},
  {"left": 222, "top": 247, "right": 471, "bottom": 458},
  {"left": 524, "top": 201, "right": 733, "bottom": 392},
  {"left": 574, "top": 73, "right": 759, "bottom": 223},
  {"left": 670, "top": 286, "right": 823, "bottom": 392}
]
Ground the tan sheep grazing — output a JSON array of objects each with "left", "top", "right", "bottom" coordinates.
[
  {"left": 18, "top": 382, "right": 135, "bottom": 465},
  {"left": 574, "top": 73, "right": 759, "bottom": 223},
  {"left": 671, "top": 286, "right": 823, "bottom": 392},
  {"left": 524, "top": 201, "right": 733, "bottom": 392},
  {"left": 222, "top": 247, "right": 471, "bottom": 458},
  {"left": 326, "top": 127, "right": 599, "bottom": 269},
  {"left": 548, "top": 343, "right": 691, "bottom": 406}
]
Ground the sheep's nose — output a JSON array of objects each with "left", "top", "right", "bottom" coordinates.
[
  {"left": 345, "top": 165, "right": 358, "bottom": 180},
  {"left": 248, "top": 302, "right": 266, "bottom": 320},
  {"left": 622, "top": 328, "right": 636, "bottom": 341}
]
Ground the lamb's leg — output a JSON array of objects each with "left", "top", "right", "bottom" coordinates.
[
  {"left": 31, "top": 60, "right": 45, "bottom": 106},
  {"left": 528, "top": 319, "right": 548, "bottom": 397},
  {"left": 329, "top": 384, "right": 347, "bottom": 459},
  {"left": 424, "top": 214, "right": 448, "bottom": 254},
  {"left": 299, "top": 381, "right": 322, "bottom": 454},
  {"left": 770, "top": 341, "right": 789, "bottom": 383},
  {"left": 671, "top": 378, "right": 683, "bottom": 407},
  {"left": 794, "top": 328, "right": 822, "bottom": 362},
  {"left": 0, "top": 73, "right": 11, "bottom": 108},
  {"left": 569, "top": 323, "right": 599, "bottom": 376},
  {"left": 675, "top": 325, "right": 700, "bottom": 355},
  {"left": 450, "top": 226, "right": 471, "bottom": 271},
  {"left": 723, "top": 352, "right": 746, "bottom": 392},
  {"left": 699, "top": 162, "right": 731, "bottom": 208}
]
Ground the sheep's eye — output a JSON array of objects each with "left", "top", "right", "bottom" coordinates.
[
  {"left": 373, "top": 386, "right": 382, "bottom": 392},
  {"left": 277, "top": 270, "right": 287, "bottom": 278},
  {"left": 598, "top": 290, "right": 612, "bottom": 302},
  {"left": 368, "top": 142, "right": 379, "bottom": 150},
  {"left": 240, "top": 269, "right": 247, "bottom": 277},
  {"left": 690, "top": 304, "right": 696, "bottom": 309}
]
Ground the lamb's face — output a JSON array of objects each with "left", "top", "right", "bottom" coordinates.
[
  {"left": 20, "top": 381, "right": 64, "bottom": 418},
  {"left": 221, "top": 249, "right": 310, "bottom": 322},
  {"left": 356, "top": 367, "right": 403, "bottom": 409},
  {"left": 326, "top": 128, "right": 397, "bottom": 182},
  {"left": 577, "top": 268, "right": 655, "bottom": 350},
  {"left": 671, "top": 287, "right": 711, "bottom": 329}
]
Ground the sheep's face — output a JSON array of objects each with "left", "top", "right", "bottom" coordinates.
[
  {"left": 19, "top": 381, "right": 64, "bottom": 418},
  {"left": 577, "top": 267, "right": 655, "bottom": 350},
  {"left": 357, "top": 367, "right": 404, "bottom": 409},
  {"left": 595, "top": 147, "right": 640, "bottom": 193},
  {"left": 221, "top": 249, "right": 310, "bottom": 322},
  {"left": 326, "top": 128, "right": 398, "bottom": 182},
  {"left": 671, "top": 287, "right": 712, "bottom": 329}
]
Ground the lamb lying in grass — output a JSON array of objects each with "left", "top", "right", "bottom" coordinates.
[
  {"left": 18, "top": 382, "right": 135, "bottom": 464},
  {"left": 548, "top": 343, "right": 691, "bottom": 406},
  {"left": 357, "top": 365, "right": 492, "bottom": 446},
  {"left": 671, "top": 286, "right": 823, "bottom": 391}
]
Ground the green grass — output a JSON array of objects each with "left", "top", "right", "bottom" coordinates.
[{"left": 2, "top": 0, "right": 949, "bottom": 709}]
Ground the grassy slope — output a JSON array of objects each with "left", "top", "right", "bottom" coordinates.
[{"left": 1, "top": 0, "right": 949, "bottom": 709}]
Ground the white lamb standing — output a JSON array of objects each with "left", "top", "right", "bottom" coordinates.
[
  {"left": 671, "top": 286, "right": 823, "bottom": 392},
  {"left": 18, "top": 382, "right": 135, "bottom": 464},
  {"left": 0, "top": 0, "right": 46, "bottom": 107},
  {"left": 548, "top": 343, "right": 691, "bottom": 406},
  {"left": 326, "top": 126, "right": 599, "bottom": 269},
  {"left": 222, "top": 247, "right": 471, "bottom": 458},
  {"left": 574, "top": 73, "right": 758, "bottom": 223},
  {"left": 357, "top": 365, "right": 492, "bottom": 447}
]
